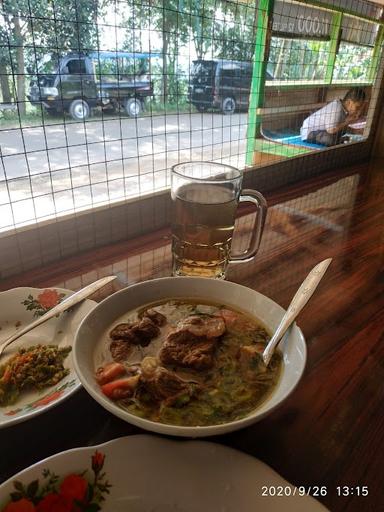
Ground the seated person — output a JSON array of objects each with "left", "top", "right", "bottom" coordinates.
[{"left": 300, "top": 88, "right": 366, "bottom": 147}]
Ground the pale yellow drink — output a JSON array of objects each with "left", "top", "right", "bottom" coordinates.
[
  {"left": 172, "top": 183, "right": 237, "bottom": 278},
  {"left": 171, "top": 161, "right": 267, "bottom": 279}
]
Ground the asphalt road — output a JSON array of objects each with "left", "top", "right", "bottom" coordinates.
[
  {"left": 0, "top": 112, "right": 248, "bottom": 229},
  {"left": 0, "top": 113, "right": 247, "bottom": 230},
  {"left": 0, "top": 112, "right": 248, "bottom": 179}
]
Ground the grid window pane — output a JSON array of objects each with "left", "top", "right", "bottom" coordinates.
[{"left": 0, "top": 0, "right": 382, "bottom": 235}]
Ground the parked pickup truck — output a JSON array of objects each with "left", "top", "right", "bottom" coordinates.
[{"left": 28, "top": 52, "right": 155, "bottom": 120}]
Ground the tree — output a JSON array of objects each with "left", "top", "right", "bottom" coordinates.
[
  {"left": 151, "top": 1, "right": 189, "bottom": 103},
  {"left": 122, "top": 0, "right": 190, "bottom": 104},
  {"left": 0, "top": 0, "right": 101, "bottom": 115},
  {"left": 0, "top": 24, "right": 13, "bottom": 103},
  {"left": 1, "top": 1, "right": 36, "bottom": 114},
  {"left": 187, "top": 0, "right": 215, "bottom": 60},
  {"left": 46, "top": 0, "right": 99, "bottom": 52},
  {"left": 213, "top": 1, "right": 258, "bottom": 61},
  {"left": 333, "top": 42, "right": 373, "bottom": 80}
]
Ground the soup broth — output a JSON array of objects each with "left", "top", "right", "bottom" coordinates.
[{"left": 95, "top": 300, "right": 282, "bottom": 427}]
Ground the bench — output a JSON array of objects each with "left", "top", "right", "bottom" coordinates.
[{"left": 260, "top": 127, "right": 326, "bottom": 150}]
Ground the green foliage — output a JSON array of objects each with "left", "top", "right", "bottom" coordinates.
[
  {"left": 213, "top": 0, "right": 258, "bottom": 61},
  {"left": 268, "top": 37, "right": 373, "bottom": 82},
  {"left": 0, "top": 0, "right": 378, "bottom": 114},
  {"left": 117, "top": 0, "right": 259, "bottom": 102},
  {"left": 333, "top": 42, "right": 373, "bottom": 80},
  {"left": 268, "top": 38, "right": 330, "bottom": 80},
  {"left": 0, "top": 0, "right": 103, "bottom": 108},
  {"left": 48, "top": 1, "right": 99, "bottom": 52},
  {"left": 1, "top": 0, "right": 100, "bottom": 52},
  {"left": 186, "top": 0, "right": 217, "bottom": 59},
  {"left": 0, "top": 26, "right": 10, "bottom": 65}
]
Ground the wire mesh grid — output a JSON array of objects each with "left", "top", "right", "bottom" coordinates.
[
  {"left": 49, "top": 170, "right": 360, "bottom": 295},
  {"left": 0, "top": 0, "right": 382, "bottom": 235}
]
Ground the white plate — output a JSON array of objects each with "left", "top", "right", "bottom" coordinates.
[
  {"left": 0, "top": 435, "right": 329, "bottom": 511},
  {"left": 0, "top": 287, "right": 96, "bottom": 428}
]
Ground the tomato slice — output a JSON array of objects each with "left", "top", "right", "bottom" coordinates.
[
  {"left": 95, "top": 362, "right": 126, "bottom": 385},
  {"left": 101, "top": 375, "right": 140, "bottom": 400}
]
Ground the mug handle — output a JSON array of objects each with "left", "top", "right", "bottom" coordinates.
[{"left": 230, "top": 189, "right": 267, "bottom": 262}]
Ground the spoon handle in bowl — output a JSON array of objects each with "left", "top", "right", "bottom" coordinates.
[{"left": 262, "top": 258, "right": 332, "bottom": 366}]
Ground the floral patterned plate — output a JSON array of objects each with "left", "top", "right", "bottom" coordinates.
[
  {"left": 0, "top": 287, "right": 96, "bottom": 428},
  {"left": 0, "top": 435, "right": 329, "bottom": 512}
]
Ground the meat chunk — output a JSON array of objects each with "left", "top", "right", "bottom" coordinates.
[
  {"left": 131, "top": 317, "right": 160, "bottom": 346},
  {"left": 220, "top": 309, "right": 254, "bottom": 332},
  {"left": 160, "top": 330, "right": 217, "bottom": 370},
  {"left": 109, "top": 323, "right": 136, "bottom": 341},
  {"left": 177, "top": 315, "right": 225, "bottom": 338},
  {"left": 142, "top": 308, "right": 167, "bottom": 326},
  {"left": 140, "top": 357, "right": 194, "bottom": 406},
  {"left": 109, "top": 317, "right": 160, "bottom": 348},
  {"left": 158, "top": 315, "right": 225, "bottom": 371},
  {"left": 160, "top": 335, "right": 216, "bottom": 370},
  {"left": 110, "top": 339, "right": 132, "bottom": 362}
]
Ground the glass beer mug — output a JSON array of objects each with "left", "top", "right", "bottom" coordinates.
[{"left": 171, "top": 161, "right": 267, "bottom": 279}]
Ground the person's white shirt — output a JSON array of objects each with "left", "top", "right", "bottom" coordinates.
[{"left": 300, "top": 99, "right": 347, "bottom": 140}]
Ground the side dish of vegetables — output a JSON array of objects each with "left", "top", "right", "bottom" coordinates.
[
  {"left": 95, "top": 300, "right": 282, "bottom": 427},
  {"left": 0, "top": 345, "right": 71, "bottom": 406}
]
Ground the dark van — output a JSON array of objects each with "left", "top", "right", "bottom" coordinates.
[{"left": 189, "top": 59, "right": 273, "bottom": 115}]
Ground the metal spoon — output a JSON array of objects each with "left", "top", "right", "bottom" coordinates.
[
  {"left": 262, "top": 258, "right": 332, "bottom": 366},
  {"left": 0, "top": 275, "right": 117, "bottom": 359}
]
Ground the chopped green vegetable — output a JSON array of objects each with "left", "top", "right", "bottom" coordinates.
[{"left": 0, "top": 344, "right": 71, "bottom": 406}]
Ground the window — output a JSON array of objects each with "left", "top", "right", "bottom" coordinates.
[
  {"left": 220, "top": 65, "right": 242, "bottom": 87},
  {"left": 94, "top": 55, "right": 118, "bottom": 82},
  {"left": 67, "top": 59, "right": 87, "bottom": 75},
  {"left": 333, "top": 43, "right": 374, "bottom": 81},
  {"left": 268, "top": 38, "right": 330, "bottom": 81},
  {"left": 0, "top": 0, "right": 383, "bottom": 236},
  {"left": 333, "top": 16, "right": 378, "bottom": 82}
]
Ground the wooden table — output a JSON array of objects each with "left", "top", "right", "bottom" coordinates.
[{"left": 1, "top": 160, "right": 383, "bottom": 511}]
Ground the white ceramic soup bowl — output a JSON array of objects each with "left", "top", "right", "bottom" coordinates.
[{"left": 73, "top": 277, "right": 306, "bottom": 437}]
